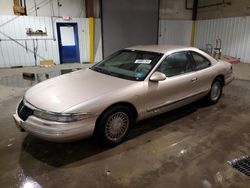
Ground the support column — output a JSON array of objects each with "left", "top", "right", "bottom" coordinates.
[
  {"left": 89, "top": 17, "right": 94, "bottom": 63},
  {"left": 190, "top": 21, "right": 196, "bottom": 47},
  {"left": 86, "top": 0, "right": 94, "bottom": 63},
  {"left": 190, "top": 0, "right": 198, "bottom": 47}
]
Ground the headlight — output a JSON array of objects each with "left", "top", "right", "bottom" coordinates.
[{"left": 33, "top": 110, "right": 94, "bottom": 122}]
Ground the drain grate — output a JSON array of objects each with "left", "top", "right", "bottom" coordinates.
[{"left": 228, "top": 156, "right": 250, "bottom": 176}]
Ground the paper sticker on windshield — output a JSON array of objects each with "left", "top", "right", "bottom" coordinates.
[{"left": 134, "top": 59, "right": 152, "bottom": 64}]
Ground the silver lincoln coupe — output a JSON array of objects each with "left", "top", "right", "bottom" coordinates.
[{"left": 13, "top": 45, "right": 234, "bottom": 145}]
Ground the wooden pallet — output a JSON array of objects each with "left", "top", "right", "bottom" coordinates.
[{"left": 221, "top": 55, "right": 240, "bottom": 64}]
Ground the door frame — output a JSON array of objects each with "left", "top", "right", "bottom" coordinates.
[
  {"left": 144, "top": 51, "right": 199, "bottom": 118},
  {"left": 56, "top": 22, "right": 80, "bottom": 64}
]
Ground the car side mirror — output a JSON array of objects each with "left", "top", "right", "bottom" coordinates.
[{"left": 150, "top": 71, "right": 167, "bottom": 82}]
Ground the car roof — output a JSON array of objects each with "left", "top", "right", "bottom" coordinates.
[{"left": 126, "top": 45, "right": 198, "bottom": 54}]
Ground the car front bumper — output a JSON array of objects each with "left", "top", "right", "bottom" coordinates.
[{"left": 13, "top": 113, "right": 97, "bottom": 142}]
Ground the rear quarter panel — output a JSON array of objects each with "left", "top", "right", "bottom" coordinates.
[
  {"left": 200, "top": 60, "right": 232, "bottom": 90},
  {"left": 195, "top": 50, "right": 233, "bottom": 93}
]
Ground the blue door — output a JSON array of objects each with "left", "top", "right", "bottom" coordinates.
[{"left": 57, "top": 23, "right": 80, "bottom": 63}]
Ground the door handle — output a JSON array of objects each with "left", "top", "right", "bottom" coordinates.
[{"left": 191, "top": 78, "right": 198, "bottom": 82}]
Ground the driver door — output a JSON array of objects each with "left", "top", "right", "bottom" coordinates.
[{"left": 145, "top": 51, "right": 199, "bottom": 118}]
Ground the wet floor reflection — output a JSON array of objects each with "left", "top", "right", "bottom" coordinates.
[
  {"left": 1, "top": 80, "right": 250, "bottom": 187},
  {"left": 20, "top": 99, "right": 209, "bottom": 168},
  {"left": 0, "top": 69, "right": 79, "bottom": 88},
  {"left": 21, "top": 135, "right": 106, "bottom": 168},
  {"left": 20, "top": 175, "right": 42, "bottom": 188},
  {"left": 21, "top": 178, "right": 42, "bottom": 188},
  {"left": 0, "top": 72, "right": 59, "bottom": 88}
]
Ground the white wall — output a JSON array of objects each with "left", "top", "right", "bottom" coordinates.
[
  {"left": 94, "top": 18, "right": 102, "bottom": 62},
  {"left": 158, "top": 20, "right": 192, "bottom": 46},
  {"left": 0, "top": 15, "right": 59, "bottom": 67},
  {"left": 195, "top": 16, "right": 250, "bottom": 63},
  {"left": 0, "top": 15, "right": 102, "bottom": 67},
  {"left": 159, "top": 17, "right": 250, "bottom": 63},
  {"left": 0, "top": 0, "right": 86, "bottom": 17}
]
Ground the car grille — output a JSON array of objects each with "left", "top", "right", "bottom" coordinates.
[{"left": 17, "top": 100, "right": 33, "bottom": 121}]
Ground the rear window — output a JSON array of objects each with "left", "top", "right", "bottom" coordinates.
[{"left": 191, "top": 52, "right": 211, "bottom": 70}]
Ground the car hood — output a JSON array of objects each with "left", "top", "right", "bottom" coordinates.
[{"left": 25, "top": 68, "right": 135, "bottom": 113}]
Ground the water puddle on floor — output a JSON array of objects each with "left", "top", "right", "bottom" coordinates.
[{"left": 0, "top": 69, "right": 75, "bottom": 88}]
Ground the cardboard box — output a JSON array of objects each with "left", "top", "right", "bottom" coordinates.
[
  {"left": 13, "top": 0, "right": 20, "bottom": 6},
  {"left": 40, "top": 60, "right": 55, "bottom": 67},
  {"left": 13, "top": 5, "right": 26, "bottom": 15}
]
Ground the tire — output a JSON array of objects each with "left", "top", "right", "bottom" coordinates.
[
  {"left": 94, "top": 105, "right": 134, "bottom": 146},
  {"left": 206, "top": 78, "right": 223, "bottom": 104}
]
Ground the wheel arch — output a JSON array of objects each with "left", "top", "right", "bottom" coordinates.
[
  {"left": 214, "top": 74, "right": 225, "bottom": 85},
  {"left": 94, "top": 101, "right": 138, "bottom": 128}
]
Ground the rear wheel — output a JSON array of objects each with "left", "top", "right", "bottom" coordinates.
[
  {"left": 94, "top": 106, "right": 134, "bottom": 146},
  {"left": 206, "top": 78, "right": 223, "bottom": 104}
]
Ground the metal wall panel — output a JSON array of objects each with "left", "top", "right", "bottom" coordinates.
[
  {"left": 0, "top": 16, "right": 102, "bottom": 68},
  {"left": 94, "top": 19, "right": 103, "bottom": 62},
  {"left": 158, "top": 20, "right": 192, "bottom": 46},
  {"left": 195, "top": 17, "right": 250, "bottom": 63},
  {"left": 102, "top": 0, "right": 159, "bottom": 57}
]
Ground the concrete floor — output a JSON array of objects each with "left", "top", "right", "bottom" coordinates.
[{"left": 0, "top": 63, "right": 250, "bottom": 188}]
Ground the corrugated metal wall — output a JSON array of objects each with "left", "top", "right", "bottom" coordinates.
[
  {"left": 0, "top": 16, "right": 102, "bottom": 68},
  {"left": 159, "top": 17, "right": 250, "bottom": 63},
  {"left": 0, "top": 15, "right": 57, "bottom": 67},
  {"left": 2, "top": 16, "right": 250, "bottom": 67},
  {"left": 195, "top": 17, "right": 250, "bottom": 63},
  {"left": 158, "top": 20, "right": 192, "bottom": 46}
]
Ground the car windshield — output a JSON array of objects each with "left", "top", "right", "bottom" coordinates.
[{"left": 90, "top": 50, "right": 163, "bottom": 81}]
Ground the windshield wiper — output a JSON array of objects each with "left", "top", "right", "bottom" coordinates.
[
  {"left": 90, "top": 66, "right": 137, "bottom": 81},
  {"left": 90, "top": 67, "right": 112, "bottom": 75}
]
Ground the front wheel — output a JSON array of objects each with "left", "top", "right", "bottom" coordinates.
[
  {"left": 94, "top": 106, "right": 134, "bottom": 146},
  {"left": 206, "top": 78, "right": 223, "bottom": 104}
]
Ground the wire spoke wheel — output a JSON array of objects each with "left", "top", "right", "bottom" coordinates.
[{"left": 105, "top": 112, "right": 129, "bottom": 142}]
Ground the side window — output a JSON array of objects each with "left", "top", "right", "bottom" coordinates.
[
  {"left": 191, "top": 52, "right": 211, "bottom": 70},
  {"left": 157, "top": 52, "right": 193, "bottom": 77}
]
